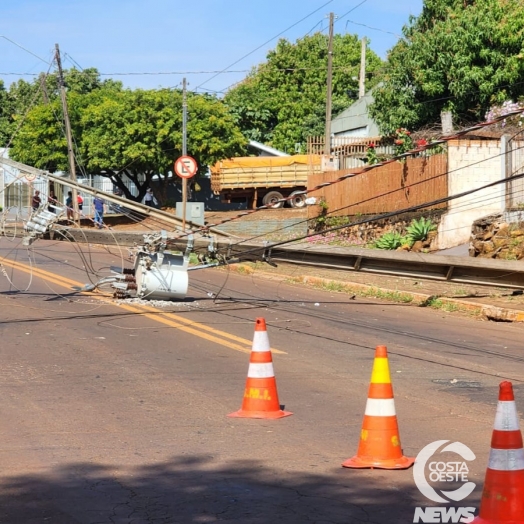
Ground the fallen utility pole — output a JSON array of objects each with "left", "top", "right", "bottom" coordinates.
[{"left": 0, "top": 156, "right": 233, "bottom": 237}]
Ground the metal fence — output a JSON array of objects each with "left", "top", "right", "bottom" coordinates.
[
  {"left": 307, "top": 135, "right": 396, "bottom": 170},
  {"left": 1, "top": 171, "right": 138, "bottom": 218}
]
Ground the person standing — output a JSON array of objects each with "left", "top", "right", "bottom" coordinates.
[
  {"left": 65, "top": 191, "right": 73, "bottom": 220},
  {"left": 93, "top": 196, "right": 105, "bottom": 229},
  {"left": 47, "top": 192, "right": 57, "bottom": 213},
  {"left": 31, "top": 190, "right": 41, "bottom": 212},
  {"left": 144, "top": 188, "right": 155, "bottom": 207},
  {"left": 77, "top": 194, "right": 83, "bottom": 213}
]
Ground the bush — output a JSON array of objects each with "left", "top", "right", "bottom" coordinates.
[
  {"left": 406, "top": 217, "right": 437, "bottom": 243},
  {"left": 374, "top": 231, "right": 406, "bottom": 250}
]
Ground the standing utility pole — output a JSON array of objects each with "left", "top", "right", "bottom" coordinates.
[
  {"left": 324, "top": 12, "right": 335, "bottom": 156},
  {"left": 55, "top": 43, "right": 78, "bottom": 222},
  {"left": 359, "top": 37, "right": 367, "bottom": 99},
  {"left": 182, "top": 78, "right": 188, "bottom": 231}
]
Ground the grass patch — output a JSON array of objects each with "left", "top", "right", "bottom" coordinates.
[
  {"left": 318, "top": 281, "right": 349, "bottom": 293},
  {"left": 285, "top": 277, "right": 414, "bottom": 304},
  {"left": 422, "top": 296, "right": 480, "bottom": 315},
  {"left": 426, "top": 297, "right": 459, "bottom": 312},
  {"left": 360, "top": 287, "right": 414, "bottom": 303}
]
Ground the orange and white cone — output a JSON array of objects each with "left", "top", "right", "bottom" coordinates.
[
  {"left": 342, "top": 345, "right": 414, "bottom": 469},
  {"left": 228, "top": 318, "right": 292, "bottom": 419},
  {"left": 473, "top": 381, "right": 524, "bottom": 523}
]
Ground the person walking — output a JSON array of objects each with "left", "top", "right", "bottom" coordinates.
[{"left": 93, "top": 195, "right": 105, "bottom": 229}]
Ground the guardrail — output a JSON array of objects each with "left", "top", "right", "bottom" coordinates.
[{"left": 264, "top": 242, "right": 524, "bottom": 289}]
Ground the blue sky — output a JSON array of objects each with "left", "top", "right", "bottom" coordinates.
[{"left": 1, "top": 0, "right": 422, "bottom": 95}]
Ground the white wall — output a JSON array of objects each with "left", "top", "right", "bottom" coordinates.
[{"left": 437, "top": 139, "right": 504, "bottom": 249}]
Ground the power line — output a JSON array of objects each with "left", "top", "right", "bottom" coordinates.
[
  {"left": 334, "top": 0, "right": 368, "bottom": 25},
  {"left": 344, "top": 19, "right": 402, "bottom": 37},
  {"left": 226, "top": 143, "right": 524, "bottom": 248},
  {"left": 180, "top": 109, "right": 523, "bottom": 246},
  {"left": 63, "top": 53, "right": 84, "bottom": 71},
  {"left": 306, "top": 20, "right": 325, "bottom": 36},
  {"left": 195, "top": 0, "right": 335, "bottom": 91},
  {"left": 271, "top": 170, "right": 524, "bottom": 251},
  {"left": 0, "top": 35, "right": 49, "bottom": 64}
]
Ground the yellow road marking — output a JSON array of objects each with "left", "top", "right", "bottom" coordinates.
[{"left": 1, "top": 257, "right": 285, "bottom": 355}]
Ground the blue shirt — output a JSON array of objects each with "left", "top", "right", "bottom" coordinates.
[{"left": 93, "top": 197, "right": 104, "bottom": 212}]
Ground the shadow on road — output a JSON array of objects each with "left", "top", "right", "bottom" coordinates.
[{"left": 0, "top": 454, "right": 463, "bottom": 523}]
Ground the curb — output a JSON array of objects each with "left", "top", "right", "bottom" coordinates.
[
  {"left": 296, "top": 275, "right": 524, "bottom": 323},
  {"left": 228, "top": 264, "right": 524, "bottom": 323}
]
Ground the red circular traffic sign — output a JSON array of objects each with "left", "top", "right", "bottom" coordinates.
[{"left": 174, "top": 155, "right": 198, "bottom": 179}]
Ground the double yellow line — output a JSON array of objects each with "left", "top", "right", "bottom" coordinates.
[{"left": 1, "top": 257, "right": 285, "bottom": 355}]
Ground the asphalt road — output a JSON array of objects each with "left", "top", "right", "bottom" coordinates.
[{"left": 1, "top": 237, "right": 524, "bottom": 523}]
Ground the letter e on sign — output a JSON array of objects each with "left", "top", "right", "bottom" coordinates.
[{"left": 174, "top": 156, "right": 198, "bottom": 179}]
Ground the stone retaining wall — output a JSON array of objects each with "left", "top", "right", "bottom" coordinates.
[
  {"left": 469, "top": 214, "right": 524, "bottom": 260},
  {"left": 309, "top": 210, "right": 444, "bottom": 251}
]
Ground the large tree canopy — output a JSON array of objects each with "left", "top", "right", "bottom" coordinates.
[
  {"left": 370, "top": 0, "right": 524, "bottom": 134},
  {"left": 0, "top": 68, "right": 123, "bottom": 148},
  {"left": 9, "top": 75, "right": 246, "bottom": 202},
  {"left": 224, "top": 32, "right": 383, "bottom": 153}
]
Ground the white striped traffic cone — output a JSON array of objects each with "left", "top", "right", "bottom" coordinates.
[
  {"left": 228, "top": 318, "right": 292, "bottom": 419},
  {"left": 473, "top": 381, "right": 524, "bottom": 523}
]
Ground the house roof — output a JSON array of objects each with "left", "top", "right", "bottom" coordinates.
[{"left": 331, "top": 87, "right": 381, "bottom": 137}]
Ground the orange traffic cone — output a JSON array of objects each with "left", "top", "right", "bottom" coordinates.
[
  {"left": 228, "top": 318, "right": 292, "bottom": 419},
  {"left": 472, "top": 381, "right": 524, "bottom": 523},
  {"left": 342, "top": 345, "right": 414, "bottom": 469}
]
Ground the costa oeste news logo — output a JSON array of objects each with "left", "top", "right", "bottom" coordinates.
[{"left": 413, "top": 440, "right": 476, "bottom": 523}]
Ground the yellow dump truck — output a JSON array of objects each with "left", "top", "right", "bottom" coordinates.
[{"left": 210, "top": 154, "right": 321, "bottom": 209}]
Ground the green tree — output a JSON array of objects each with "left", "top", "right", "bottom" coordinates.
[
  {"left": 1, "top": 68, "right": 122, "bottom": 149},
  {"left": 0, "top": 81, "right": 12, "bottom": 146},
  {"left": 370, "top": 0, "right": 524, "bottom": 134},
  {"left": 224, "top": 32, "right": 383, "bottom": 153},
  {"left": 10, "top": 86, "right": 246, "bottom": 203}
]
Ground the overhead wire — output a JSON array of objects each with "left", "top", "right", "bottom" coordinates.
[
  {"left": 0, "top": 36, "right": 50, "bottom": 65},
  {"left": 3, "top": 33, "right": 524, "bottom": 288},
  {"left": 163, "top": 108, "right": 524, "bottom": 249},
  {"left": 344, "top": 19, "right": 402, "bottom": 37},
  {"left": 195, "top": 0, "right": 335, "bottom": 91},
  {"left": 334, "top": 0, "right": 368, "bottom": 24},
  {"left": 180, "top": 116, "right": 524, "bottom": 266}
]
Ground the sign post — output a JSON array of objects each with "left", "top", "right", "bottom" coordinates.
[{"left": 174, "top": 155, "right": 198, "bottom": 231}]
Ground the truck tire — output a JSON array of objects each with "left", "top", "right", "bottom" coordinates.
[
  {"left": 289, "top": 190, "right": 306, "bottom": 208},
  {"left": 263, "top": 191, "right": 284, "bottom": 208}
]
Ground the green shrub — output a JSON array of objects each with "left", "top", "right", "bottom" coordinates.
[
  {"left": 406, "top": 217, "right": 437, "bottom": 242},
  {"left": 374, "top": 231, "right": 405, "bottom": 250}
]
